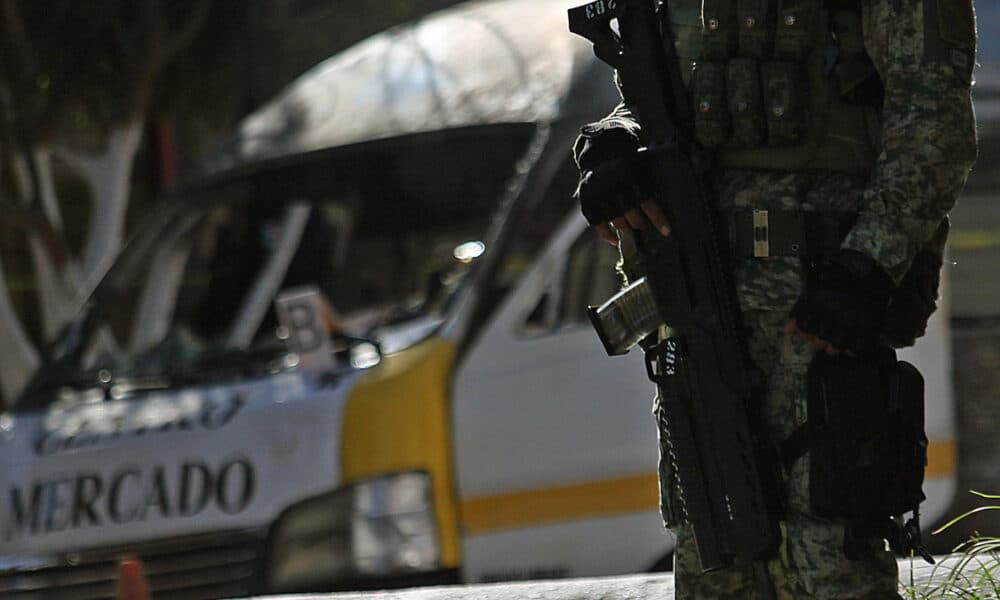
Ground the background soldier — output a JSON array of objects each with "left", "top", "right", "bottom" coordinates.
[{"left": 574, "top": 0, "right": 977, "bottom": 598}]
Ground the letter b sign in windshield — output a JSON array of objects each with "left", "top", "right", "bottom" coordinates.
[{"left": 275, "top": 286, "right": 335, "bottom": 372}]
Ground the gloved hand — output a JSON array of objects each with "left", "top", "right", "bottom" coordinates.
[
  {"left": 574, "top": 147, "right": 672, "bottom": 244},
  {"left": 881, "top": 249, "right": 943, "bottom": 347},
  {"left": 575, "top": 151, "right": 654, "bottom": 224},
  {"left": 787, "top": 249, "right": 894, "bottom": 354}
]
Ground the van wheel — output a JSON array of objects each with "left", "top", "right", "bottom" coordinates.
[{"left": 648, "top": 551, "right": 674, "bottom": 572}]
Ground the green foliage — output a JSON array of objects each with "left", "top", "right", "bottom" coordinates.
[
  {"left": 902, "top": 491, "right": 1000, "bottom": 599},
  {"left": 2, "top": 0, "right": 471, "bottom": 157},
  {"left": 934, "top": 491, "right": 1000, "bottom": 537},
  {"left": 155, "top": 2, "right": 251, "bottom": 126},
  {"left": 2, "top": 1, "right": 214, "bottom": 144}
]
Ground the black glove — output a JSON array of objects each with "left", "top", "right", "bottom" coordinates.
[
  {"left": 790, "top": 249, "right": 894, "bottom": 353},
  {"left": 882, "top": 249, "right": 943, "bottom": 347},
  {"left": 574, "top": 148, "right": 659, "bottom": 226}
]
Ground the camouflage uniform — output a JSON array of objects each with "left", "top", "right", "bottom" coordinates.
[{"left": 575, "top": 1, "right": 977, "bottom": 598}]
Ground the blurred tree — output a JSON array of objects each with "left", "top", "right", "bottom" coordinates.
[
  {"left": 0, "top": 0, "right": 213, "bottom": 402},
  {"left": 0, "top": 0, "right": 468, "bottom": 405}
]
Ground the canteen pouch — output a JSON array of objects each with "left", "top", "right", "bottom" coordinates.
[
  {"left": 806, "top": 351, "right": 928, "bottom": 521},
  {"left": 691, "top": 62, "right": 731, "bottom": 148}
]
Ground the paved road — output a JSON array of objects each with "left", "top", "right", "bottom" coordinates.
[{"left": 249, "top": 557, "right": 983, "bottom": 600}]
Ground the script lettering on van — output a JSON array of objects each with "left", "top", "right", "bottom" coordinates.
[
  {"left": 35, "top": 393, "right": 246, "bottom": 456},
  {"left": 1, "top": 458, "right": 255, "bottom": 541}
]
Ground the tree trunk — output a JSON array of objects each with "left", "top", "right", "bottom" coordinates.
[
  {"left": 61, "top": 122, "right": 143, "bottom": 294},
  {"left": 0, "top": 122, "right": 143, "bottom": 403},
  {"left": 0, "top": 259, "right": 39, "bottom": 400},
  {"left": 24, "top": 147, "right": 83, "bottom": 339}
]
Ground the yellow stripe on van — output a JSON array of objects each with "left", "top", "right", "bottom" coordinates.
[
  {"left": 341, "top": 338, "right": 461, "bottom": 568},
  {"left": 461, "top": 440, "right": 957, "bottom": 535},
  {"left": 462, "top": 473, "right": 660, "bottom": 535},
  {"left": 926, "top": 439, "right": 956, "bottom": 479}
]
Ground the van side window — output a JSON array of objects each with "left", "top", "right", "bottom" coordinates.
[
  {"left": 520, "top": 229, "right": 619, "bottom": 336},
  {"left": 477, "top": 156, "right": 579, "bottom": 328},
  {"left": 561, "top": 231, "right": 620, "bottom": 323}
]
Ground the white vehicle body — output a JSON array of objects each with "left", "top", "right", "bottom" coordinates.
[{"left": 0, "top": 0, "right": 960, "bottom": 598}]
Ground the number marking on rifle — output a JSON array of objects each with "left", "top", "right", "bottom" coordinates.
[{"left": 584, "top": 0, "right": 616, "bottom": 19}]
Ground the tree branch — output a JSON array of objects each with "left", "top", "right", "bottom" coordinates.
[
  {"left": 129, "top": 0, "right": 211, "bottom": 121},
  {"left": 0, "top": 258, "right": 41, "bottom": 403},
  {"left": 54, "top": 144, "right": 101, "bottom": 181},
  {"left": 111, "top": 14, "right": 134, "bottom": 66},
  {"left": 31, "top": 37, "right": 106, "bottom": 144},
  {"left": 0, "top": 200, "right": 69, "bottom": 267},
  {"left": 0, "top": 78, "right": 17, "bottom": 161},
  {"left": 0, "top": 0, "right": 39, "bottom": 90},
  {"left": 160, "top": 0, "right": 212, "bottom": 65},
  {"left": 264, "top": 2, "right": 341, "bottom": 32}
]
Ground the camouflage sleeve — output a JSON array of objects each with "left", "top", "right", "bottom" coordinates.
[{"left": 841, "top": 0, "right": 978, "bottom": 283}]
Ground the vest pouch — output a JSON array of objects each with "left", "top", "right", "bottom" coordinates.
[
  {"left": 761, "top": 61, "right": 805, "bottom": 146},
  {"left": 737, "top": 0, "right": 775, "bottom": 58},
  {"left": 806, "top": 352, "right": 928, "bottom": 521},
  {"left": 702, "top": 0, "right": 738, "bottom": 60},
  {"left": 774, "top": 0, "right": 815, "bottom": 60},
  {"left": 726, "top": 58, "right": 766, "bottom": 146},
  {"left": 691, "top": 62, "right": 731, "bottom": 148}
]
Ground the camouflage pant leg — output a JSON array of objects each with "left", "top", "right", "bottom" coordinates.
[
  {"left": 752, "top": 310, "right": 900, "bottom": 599},
  {"left": 660, "top": 310, "right": 901, "bottom": 599},
  {"left": 672, "top": 515, "right": 901, "bottom": 600},
  {"left": 672, "top": 523, "right": 756, "bottom": 599},
  {"left": 769, "top": 510, "right": 901, "bottom": 599}
]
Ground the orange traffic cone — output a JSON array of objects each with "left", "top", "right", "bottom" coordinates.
[{"left": 115, "top": 557, "right": 152, "bottom": 600}]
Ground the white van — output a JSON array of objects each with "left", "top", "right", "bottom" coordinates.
[{"left": 0, "top": 0, "right": 957, "bottom": 597}]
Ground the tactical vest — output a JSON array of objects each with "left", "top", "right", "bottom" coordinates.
[{"left": 666, "top": 0, "right": 882, "bottom": 174}]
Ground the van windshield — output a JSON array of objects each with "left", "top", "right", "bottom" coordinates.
[{"left": 19, "top": 124, "right": 540, "bottom": 405}]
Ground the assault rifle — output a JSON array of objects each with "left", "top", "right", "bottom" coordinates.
[{"left": 568, "top": 0, "right": 781, "bottom": 572}]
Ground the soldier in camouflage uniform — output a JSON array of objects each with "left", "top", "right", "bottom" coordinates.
[{"left": 573, "top": 0, "right": 977, "bottom": 598}]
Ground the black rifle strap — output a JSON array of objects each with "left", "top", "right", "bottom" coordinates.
[{"left": 653, "top": 0, "right": 695, "bottom": 143}]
